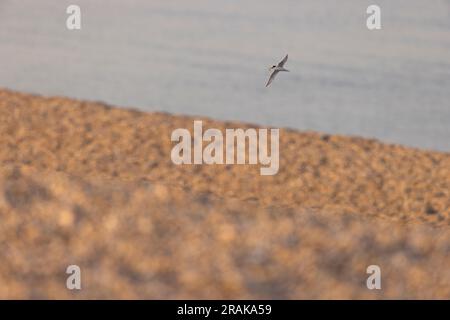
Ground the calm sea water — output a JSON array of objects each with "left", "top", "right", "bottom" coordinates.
[{"left": 1, "top": 0, "right": 449, "bottom": 151}]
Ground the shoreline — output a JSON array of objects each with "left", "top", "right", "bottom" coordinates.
[{"left": 4, "top": 87, "right": 448, "bottom": 155}]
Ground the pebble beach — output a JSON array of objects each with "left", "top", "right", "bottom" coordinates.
[{"left": 0, "top": 88, "right": 449, "bottom": 299}]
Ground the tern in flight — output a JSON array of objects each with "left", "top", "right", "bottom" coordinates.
[{"left": 266, "top": 54, "right": 289, "bottom": 87}]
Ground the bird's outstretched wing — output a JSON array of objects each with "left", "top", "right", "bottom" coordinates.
[
  {"left": 277, "top": 54, "right": 288, "bottom": 68},
  {"left": 265, "top": 70, "right": 279, "bottom": 87}
]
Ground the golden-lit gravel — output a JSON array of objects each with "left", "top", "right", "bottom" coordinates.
[{"left": 0, "top": 88, "right": 449, "bottom": 299}]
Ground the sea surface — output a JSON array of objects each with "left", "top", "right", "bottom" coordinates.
[{"left": 1, "top": 0, "right": 449, "bottom": 151}]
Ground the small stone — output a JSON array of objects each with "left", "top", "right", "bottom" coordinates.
[
  {"left": 58, "top": 209, "right": 75, "bottom": 227},
  {"left": 153, "top": 184, "right": 169, "bottom": 201},
  {"left": 425, "top": 203, "right": 438, "bottom": 215}
]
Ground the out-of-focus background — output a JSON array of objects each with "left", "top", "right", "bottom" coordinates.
[{"left": 0, "top": 0, "right": 449, "bottom": 151}]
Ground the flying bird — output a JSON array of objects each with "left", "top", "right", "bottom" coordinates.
[{"left": 266, "top": 54, "right": 289, "bottom": 87}]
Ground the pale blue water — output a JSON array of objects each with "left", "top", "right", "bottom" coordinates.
[{"left": 0, "top": 0, "right": 449, "bottom": 151}]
